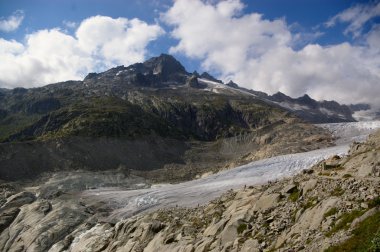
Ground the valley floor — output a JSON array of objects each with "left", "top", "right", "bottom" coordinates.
[
  {"left": 80, "top": 121, "right": 380, "bottom": 220},
  {"left": 0, "top": 121, "right": 380, "bottom": 251}
]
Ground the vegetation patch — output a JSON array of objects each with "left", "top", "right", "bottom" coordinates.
[
  {"left": 331, "top": 186, "right": 344, "bottom": 197},
  {"left": 237, "top": 223, "right": 248, "bottom": 234},
  {"left": 342, "top": 173, "right": 352, "bottom": 178},
  {"left": 325, "top": 211, "right": 380, "bottom": 252},
  {"left": 324, "top": 207, "right": 338, "bottom": 219},
  {"left": 288, "top": 189, "right": 301, "bottom": 202},
  {"left": 368, "top": 197, "right": 380, "bottom": 208},
  {"left": 302, "top": 197, "right": 318, "bottom": 209},
  {"left": 325, "top": 209, "right": 366, "bottom": 237}
]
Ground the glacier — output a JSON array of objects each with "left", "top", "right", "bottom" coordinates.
[{"left": 81, "top": 121, "right": 380, "bottom": 220}]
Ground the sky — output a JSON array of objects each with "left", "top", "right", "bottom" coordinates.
[{"left": 0, "top": 0, "right": 379, "bottom": 108}]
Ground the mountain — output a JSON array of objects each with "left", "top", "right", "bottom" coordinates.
[
  {"left": 238, "top": 90, "right": 356, "bottom": 123},
  {"left": 0, "top": 54, "right": 334, "bottom": 181},
  {"left": 0, "top": 54, "right": 379, "bottom": 252}
]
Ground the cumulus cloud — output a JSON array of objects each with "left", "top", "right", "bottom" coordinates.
[
  {"left": 0, "top": 10, "right": 24, "bottom": 32},
  {"left": 163, "top": 0, "right": 291, "bottom": 75},
  {"left": 163, "top": 0, "right": 380, "bottom": 108},
  {"left": 326, "top": 2, "right": 380, "bottom": 37},
  {"left": 0, "top": 16, "right": 163, "bottom": 88},
  {"left": 63, "top": 20, "right": 77, "bottom": 29}
]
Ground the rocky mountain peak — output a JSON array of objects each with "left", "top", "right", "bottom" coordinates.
[
  {"left": 200, "top": 72, "right": 223, "bottom": 83},
  {"left": 271, "top": 92, "right": 291, "bottom": 102},
  {"left": 226, "top": 80, "right": 239, "bottom": 88},
  {"left": 296, "top": 94, "right": 318, "bottom": 108},
  {"left": 143, "top": 53, "right": 187, "bottom": 77}
]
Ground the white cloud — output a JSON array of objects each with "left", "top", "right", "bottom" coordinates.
[
  {"left": 0, "top": 10, "right": 24, "bottom": 32},
  {"left": 326, "top": 2, "right": 380, "bottom": 37},
  {"left": 163, "top": 0, "right": 380, "bottom": 108},
  {"left": 63, "top": 20, "right": 77, "bottom": 29},
  {"left": 0, "top": 15, "right": 163, "bottom": 88},
  {"left": 76, "top": 16, "right": 163, "bottom": 68},
  {"left": 163, "top": 0, "right": 291, "bottom": 75}
]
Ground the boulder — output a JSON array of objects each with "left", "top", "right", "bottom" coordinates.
[
  {"left": 253, "top": 193, "right": 280, "bottom": 212},
  {"left": 240, "top": 239, "right": 260, "bottom": 252}
]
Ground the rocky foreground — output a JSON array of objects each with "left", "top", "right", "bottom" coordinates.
[{"left": 0, "top": 129, "right": 379, "bottom": 251}]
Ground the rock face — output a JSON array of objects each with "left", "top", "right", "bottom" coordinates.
[
  {"left": 261, "top": 92, "right": 356, "bottom": 123},
  {"left": 200, "top": 72, "right": 223, "bottom": 83},
  {"left": 186, "top": 75, "right": 203, "bottom": 88}
]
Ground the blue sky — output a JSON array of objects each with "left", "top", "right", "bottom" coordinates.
[{"left": 0, "top": 0, "right": 379, "bottom": 107}]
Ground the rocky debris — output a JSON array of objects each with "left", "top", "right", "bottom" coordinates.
[
  {"left": 20, "top": 129, "right": 377, "bottom": 252},
  {"left": 0, "top": 130, "right": 378, "bottom": 251}
]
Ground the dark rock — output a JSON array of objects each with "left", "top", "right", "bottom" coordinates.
[
  {"left": 12, "top": 87, "right": 28, "bottom": 95},
  {"left": 186, "top": 75, "right": 202, "bottom": 88},
  {"left": 296, "top": 94, "right": 318, "bottom": 109},
  {"left": 164, "top": 234, "right": 175, "bottom": 244},
  {"left": 38, "top": 200, "right": 52, "bottom": 215},
  {"left": 0, "top": 207, "right": 20, "bottom": 232},
  {"left": 143, "top": 54, "right": 187, "bottom": 82},
  {"left": 200, "top": 72, "right": 223, "bottom": 83},
  {"left": 84, "top": 72, "right": 98, "bottom": 81},
  {"left": 0, "top": 109, "right": 7, "bottom": 119},
  {"left": 348, "top": 103, "right": 371, "bottom": 112},
  {"left": 26, "top": 98, "right": 61, "bottom": 114},
  {"left": 151, "top": 220, "right": 165, "bottom": 233},
  {"left": 192, "top": 71, "right": 200, "bottom": 77},
  {"left": 226, "top": 80, "right": 239, "bottom": 88},
  {"left": 2, "top": 191, "right": 36, "bottom": 209}
]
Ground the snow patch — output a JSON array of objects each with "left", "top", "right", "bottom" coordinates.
[
  {"left": 318, "top": 120, "right": 380, "bottom": 144},
  {"left": 275, "top": 102, "right": 309, "bottom": 111}
]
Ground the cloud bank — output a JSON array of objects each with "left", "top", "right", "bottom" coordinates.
[
  {"left": 0, "top": 1, "right": 379, "bottom": 109},
  {"left": 163, "top": 0, "right": 380, "bottom": 107},
  {"left": 326, "top": 2, "right": 380, "bottom": 37},
  {"left": 0, "top": 16, "right": 163, "bottom": 88},
  {"left": 0, "top": 10, "right": 24, "bottom": 32}
]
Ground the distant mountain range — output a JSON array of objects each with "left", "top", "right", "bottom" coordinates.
[{"left": 196, "top": 75, "right": 376, "bottom": 124}]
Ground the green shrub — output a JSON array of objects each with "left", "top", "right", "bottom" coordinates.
[
  {"left": 326, "top": 210, "right": 365, "bottom": 237},
  {"left": 368, "top": 197, "right": 380, "bottom": 208},
  {"left": 325, "top": 212, "right": 380, "bottom": 252},
  {"left": 324, "top": 207, "right": 338, "bottom": 219},
  {"left": 237, "top": 223, "right": 248, "bottom": 234},
  {"left": 288, "top": 189, "right": 301, "bottom": 202},
  {"left": 331, "top": 186, "right": 344, "bottom": 196}
]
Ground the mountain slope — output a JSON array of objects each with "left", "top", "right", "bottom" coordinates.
[
  {"left": 0, "top": 126, "right": 378, "bottom": 251},
  {"left": 0, "top": 54, "right": 334, "bottom": 181}
]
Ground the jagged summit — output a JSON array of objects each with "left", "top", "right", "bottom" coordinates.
[
  {"left": 226, "top": 80, "right": 239, "bottom": 88},
  {"left": 83, "top": 54, "right": 189, "bottom": 87},
  {"left": 143, "top": 53, "right": 187, "bottom": 76},
  {"left": 200, "top": 72, "right": 223, "bottom": 83}
]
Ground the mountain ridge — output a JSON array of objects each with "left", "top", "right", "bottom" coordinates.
[{"left": 0, "top": 54, "right": 335, "bottom": 182}]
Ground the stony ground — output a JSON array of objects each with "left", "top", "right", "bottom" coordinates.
[{"left": 0, "top": 129, "right": 379, "bottom": 251}]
